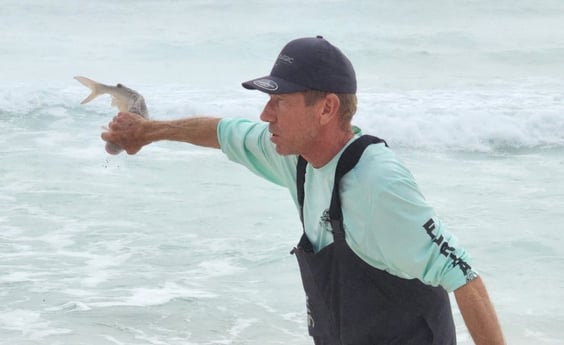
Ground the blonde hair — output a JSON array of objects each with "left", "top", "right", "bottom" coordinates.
[{"left": 303, "top": 90, "right": 357, "bottom": 129}]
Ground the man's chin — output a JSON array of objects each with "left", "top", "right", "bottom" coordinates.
[{"left": 274, "top": 145, "right": 295, "bottom": 156}]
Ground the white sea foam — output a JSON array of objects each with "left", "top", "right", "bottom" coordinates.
[
  {"left": 0, "top": 309, "right": 71, "bottom": 339},
  {"left": 87, "top": 282, "right": 217, "bottom": 308},
  {"left": 0, "top": 272, "right": 44, "bottom": 284},
  {"left": 46, "top": 301, "right": 92, "bottom": 313},
  {"left": 357, "top": 83, "right": 564, "bottom": 151}
]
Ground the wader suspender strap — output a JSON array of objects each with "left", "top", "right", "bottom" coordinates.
[
  {"left": 297, "top": 156, "right": 308, "bottom": 225},
  {"left": 297, "top": 135, "right": 388, "bottom": 234}
]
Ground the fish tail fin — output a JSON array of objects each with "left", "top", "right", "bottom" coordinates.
[{"left": 74, "top": 76, "right": 104, "bottom": 104}]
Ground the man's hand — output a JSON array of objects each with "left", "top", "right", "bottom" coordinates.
[{"left": 101, "top": 112, "right": 148, "bottom": 155}]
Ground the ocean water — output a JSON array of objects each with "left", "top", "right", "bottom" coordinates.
[{"left": 1, "top": 1, "right": 563, "bottom": 344}]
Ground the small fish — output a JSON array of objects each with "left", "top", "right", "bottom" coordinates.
[{"left": 74, "top": 76, "right": 149, "bottom": 154}]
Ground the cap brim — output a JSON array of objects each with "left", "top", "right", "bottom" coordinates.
[{"left": 242, "top": 76, "right": 309, "bottom": 94}]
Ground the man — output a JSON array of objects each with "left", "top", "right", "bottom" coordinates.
[{"left": 102, "top": 36, "right": 505, "bottom": 345}]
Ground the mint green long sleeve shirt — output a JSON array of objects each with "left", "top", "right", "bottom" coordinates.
[{"left": 217, "top": 118, "right": 475, "bottom": 292}]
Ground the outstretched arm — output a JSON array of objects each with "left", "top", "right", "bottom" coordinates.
[
  {"left": 101, "top": 112, "right": 221, "bottom": 154},
  {"left": 454, "top": 276, "right": 506, "bottom": 345}
]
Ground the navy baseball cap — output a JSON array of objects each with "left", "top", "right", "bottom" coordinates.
[{"left": 242, "top": 36, "right": 356, "bottom": 94}]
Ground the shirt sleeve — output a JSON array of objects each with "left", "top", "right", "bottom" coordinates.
[
  {"left": 216, "top": 118, "right": 297, "bottom": 189},
  {"left": 375, "top": 181, "right": 474, "bottom": 292},
  {"left": 344, "top": 150, "right": 475, "bottom": 292}
]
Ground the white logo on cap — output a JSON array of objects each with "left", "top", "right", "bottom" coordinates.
[
  {"left": 253, "top": 79, "right": 278, "bottom": 91},
  {"left": 278, "top": 54, "right": 294, "bottom": 64}
]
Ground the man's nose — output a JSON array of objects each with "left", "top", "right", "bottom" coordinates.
[{"left": 260, "top": 100, "right": 275, "bottom": 122}]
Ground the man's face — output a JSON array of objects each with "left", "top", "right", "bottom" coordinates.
[{"left": 259, "top": 92, "right": 323, "bottom": 156}]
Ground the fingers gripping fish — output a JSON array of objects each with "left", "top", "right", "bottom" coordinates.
[{"left": 74, "top": 76, "right": 149, "bottom": 155}]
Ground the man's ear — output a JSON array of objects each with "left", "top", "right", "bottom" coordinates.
[{"left": 319, "top": 93, "right": 340, "bottom": 125}]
